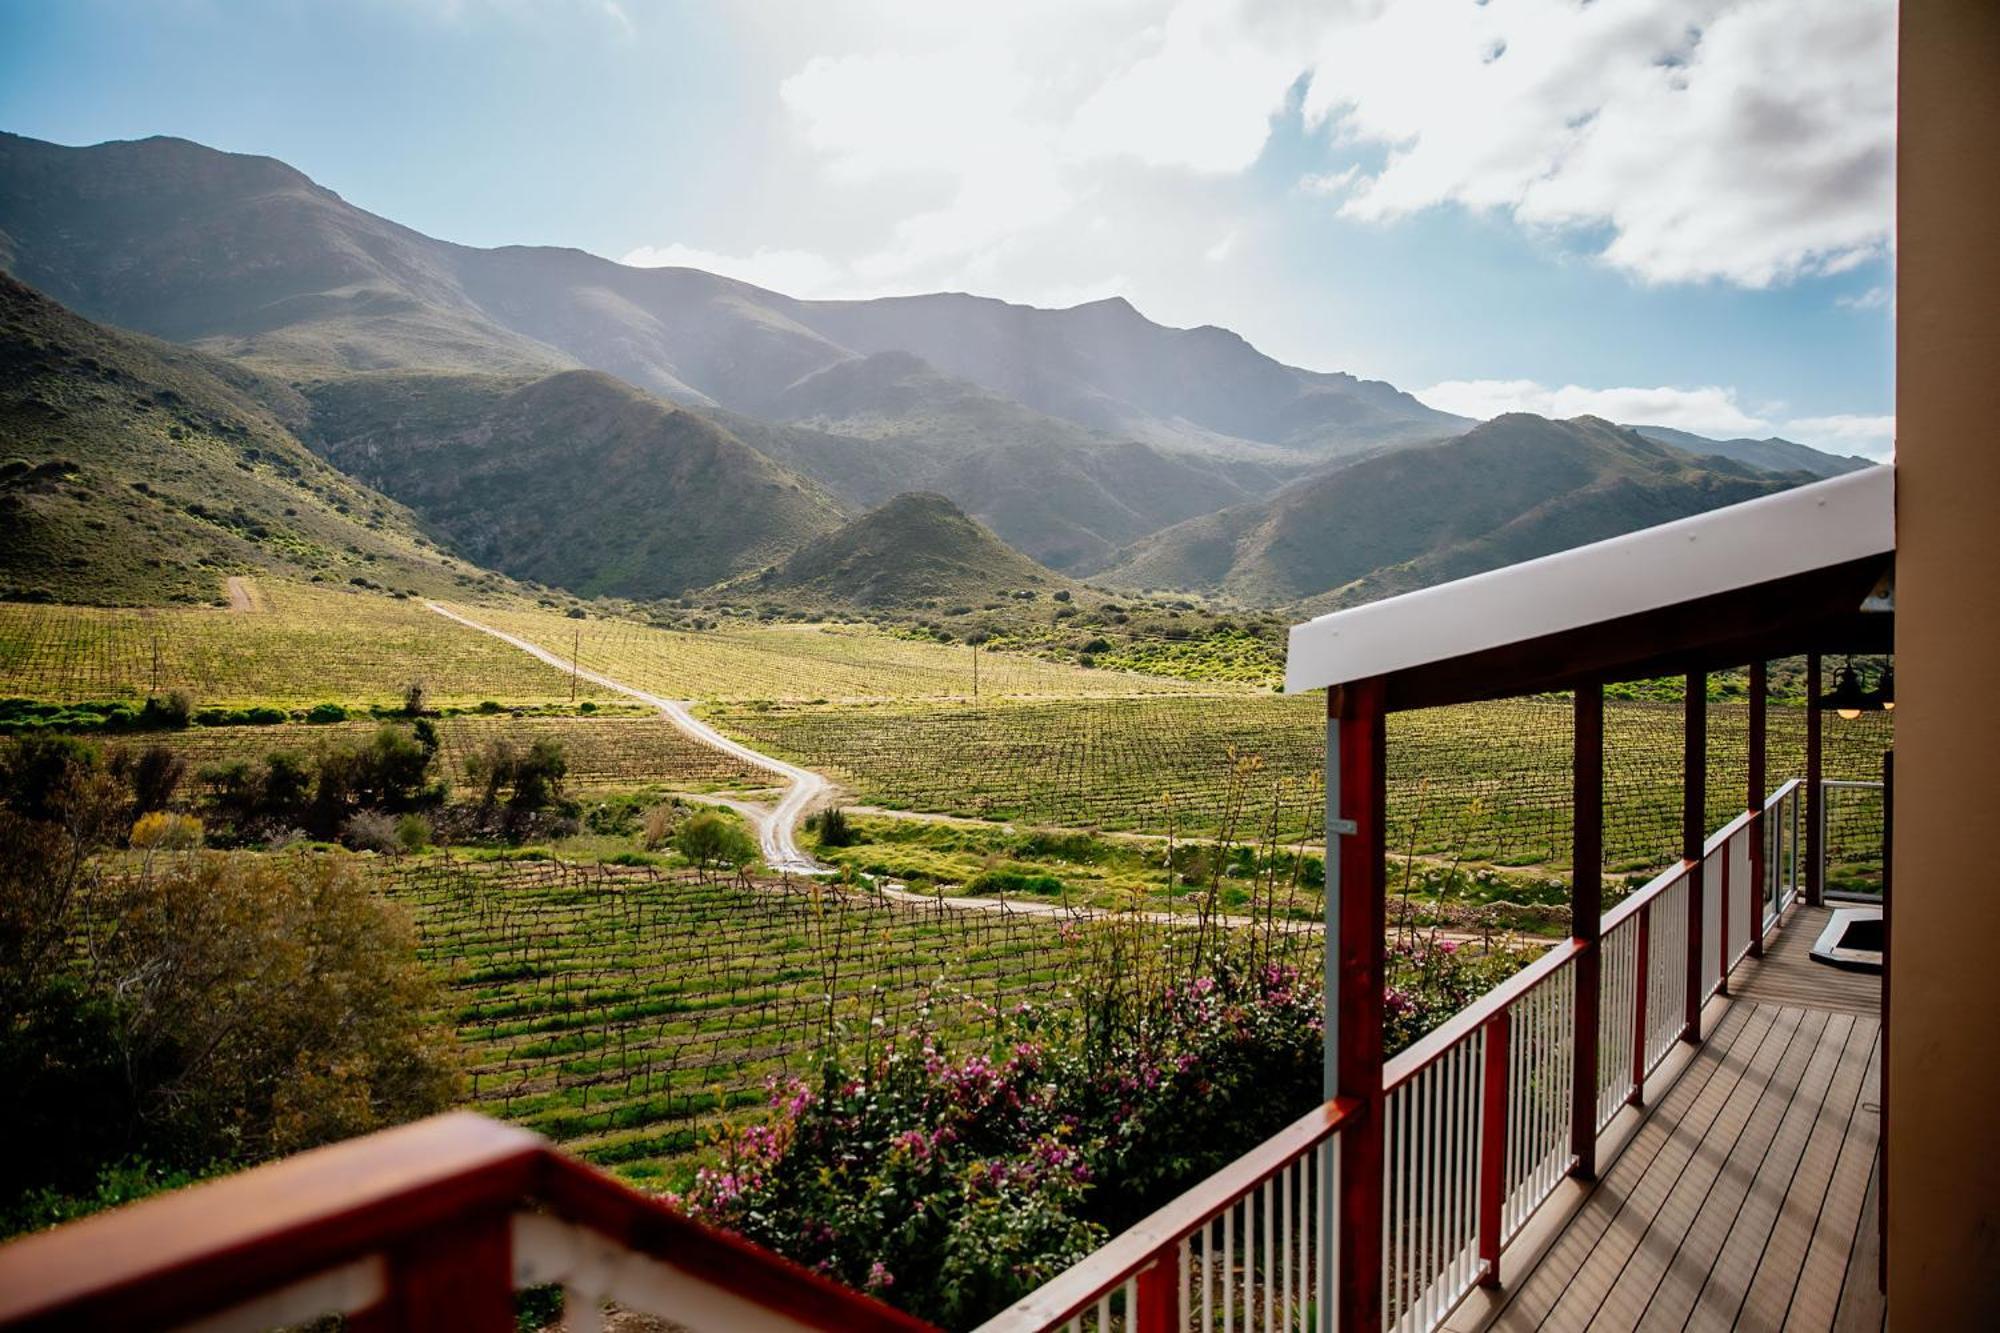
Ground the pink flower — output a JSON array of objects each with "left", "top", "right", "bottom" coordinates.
[{"left": 867, "top": 1261, "right": 895, "bottom": 1291}]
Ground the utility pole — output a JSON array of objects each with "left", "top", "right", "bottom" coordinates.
[
  {"left": 972, "top": 642, "right": 979, "bottom": 697},
  {"left": 571, "top": 628, "right": 580, "bottom": 703},
  {"left": 150, "top": 633, "right": 161, "bottom": 697}
]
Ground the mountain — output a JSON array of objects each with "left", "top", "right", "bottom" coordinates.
[
  {"left": 1100, "top": 415, "right": 1806, "bottom": 609},
  {"left": 1625, "top": 425, "right": 1876, "bottom": 479},
  {"left": 741, "top": 492, "right": 1072, "bottom": 610},
  {"left": 0, "top": 132, "right": 1467, "bottom": 463},
  {"left": 706, "top": 361, "right": 1295, "bottom": 570},
  {"left": 0, "top": 273, "right": 487, "bottom": 605},
  {"left": 298, "top": 369, "right": 846, "bottom": 600}
]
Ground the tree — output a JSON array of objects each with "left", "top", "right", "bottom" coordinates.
[
  {"left": 673, "top": 812, "right": 758, "bottom": 876},
  {"left": 464, "top": 736, "right": 568, "bottom": 837},
  {"left": 0, "top": 735, "right": 461, "bottom": 1211}
]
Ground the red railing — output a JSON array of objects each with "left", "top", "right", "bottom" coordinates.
[
  {"left": 0, "top": 1112, "right": 931, "bottom": 1333},
  {"left": 987, "top": 779, "right": 1809, "bottom": 1333}
]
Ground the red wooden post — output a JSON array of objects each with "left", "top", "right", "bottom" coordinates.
[
  {"left": 1570, "top": 683, "right": 1603, "bottom": 1178},
  {"left": 1682, "top": 671, "right": 1707, "bottom": 1043},
  {"left": 1331, "top": 679, "right": 1387, "bottom": 1333},
  {"left": 1806, "top": 652, "right": 1825, "bottom": 907},
  {"left": 348, "top": 1209, "right": 514, "bottom": 1333},
  {"left": 1747, "top": 661, "right": 1768, "bottom": 958},
  {"left": 1477, "top": 1011, "right": 1511, "bottom": 1288},
  {"left": 1630, "top": 903, "right": 1650, "bottom": 1108},
  {"left": 1878, "top": 748, "right": 1893, "bottom": 1293},
  {"left": 1135, "top": 1252, "right": 1180, "bottom": 1333}
]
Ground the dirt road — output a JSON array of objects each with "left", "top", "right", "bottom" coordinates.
[{"left": 423, "top": 602, "right": 831, "bottom": 873}]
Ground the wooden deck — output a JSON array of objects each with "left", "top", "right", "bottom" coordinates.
[{"left": 1453, "top": 906, "right": 1884, "bottom": 1332}]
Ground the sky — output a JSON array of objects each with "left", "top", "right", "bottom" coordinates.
[{"left": 0, "top": 0, "right": 1897, "bottom": 458}]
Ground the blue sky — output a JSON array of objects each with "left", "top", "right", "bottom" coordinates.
[{"left": 0, "top": 0, "right": 1896, "bottom": 457}]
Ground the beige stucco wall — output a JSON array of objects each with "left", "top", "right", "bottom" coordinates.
[{"left": 1890, "top": 0, "right": 2000, "bottom": 1321}]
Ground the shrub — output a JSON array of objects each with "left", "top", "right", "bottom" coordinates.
[
  {"left": 314, "top": 725, "right": 441, "bottom": 829},
  {"left": 813, "top": 806, "right": 856, "bottom": 848},
  {"left": 640, "top": 802, "right": 680, "bottom": 851},
  {"left": 465, "top": 737, "right": 568, "bottom": 816},
  {"left": 122, "top": 745, "right": 186, "bottom": 814},
  {"left": 340, "top": 809, "right": 400, "bottom": 853},
  {"left": 138, "top": 690, "right": 194, "bottom": 730},
  {"left": 304, "top": 702, "right": 349, "bottom": 724},
  {"left": 672, "top": 811, "right": 757, "bottom": 874},
  {"left": 130, "top": 812, "right": 203, "bottom": 851},
  {"left": 0, "top": 799, "right": 459, "bottom": 1211},
  {"left": 394, "top": 813, "right": 432, "bottom": 853},
  {"left": 401, "top": 681, "right": 427, "bottom": 717}
]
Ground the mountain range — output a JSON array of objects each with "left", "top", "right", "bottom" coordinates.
[{"left": 0, "top": 129, "right": 1878, "bottom": 613}]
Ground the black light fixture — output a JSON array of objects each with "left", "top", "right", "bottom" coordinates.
[
  {"left": 1817, "top": 659, "right": 1869, "bottom": 719},
  {"left": 1870, "top": 663, "right": 1895, "bottom": 712}
]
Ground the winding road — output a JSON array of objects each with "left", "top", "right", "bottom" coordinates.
[{"left": 423, "top": 602, "right": 831, "bottom": 874}]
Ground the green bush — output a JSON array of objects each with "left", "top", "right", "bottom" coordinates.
[
  {"left": 304, "top": 702, "right": 349, "bottom": 724},
  {"left": 672, "top": 811, "right": 757, "bottom": 874},
  {"left": 812, "top": 805, "right": 857, "bottom": 848}
]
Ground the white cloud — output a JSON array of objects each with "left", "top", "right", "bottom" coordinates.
[
  {"left": 1838, "top": 285, "right": 1892, "bottom": 311},
  {"left": 1304, "top": 0, "right": 1896, "bottom": 287},
  {"left": 1418, "top": 378, "right": 1896, "bottom": 461},
  {"left": 1417, "top": 379, "right": 1770, "bottom": 438},
  {"left": 612, "top": 0, "right": 1890, "bottom": 433},
  {"left": 1064, "top": 1, "right": 1300, "bottom": 173},
  {"left": 1298, "top": 165, "right": 1360, "bottom": 197},
  {"left": 1784, "top": 413, "right": 1896, "bottom": 460},
  {"left": 619, "top": 243, "right": 848, "bottom": 297}
]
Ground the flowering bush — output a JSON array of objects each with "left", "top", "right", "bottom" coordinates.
[
  {"left": 673, "top": 938, "right": 1533, "bottom": 1326},
  {"left": 670, "top": 1035, "right": 1105, "bottom": 1329},
  {"left": 1383, "top": 934, "right": 1530, "bottom": 1054}
]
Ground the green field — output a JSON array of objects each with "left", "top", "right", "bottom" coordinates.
[
  {"left": 0, "top": 583, "right": 604, "bottom": 707},
  {"left": 708, "top": 694, "right": 1895, "bottom": 874},
  {"left": 449, "top": 600, "right": 1224, "bottom": 702},
  {"left": 387, "top": 855, "right": 1309, "bottom": 1182},
  {"left": 151, "top": 711, "right": 768, "bottom": 795}
]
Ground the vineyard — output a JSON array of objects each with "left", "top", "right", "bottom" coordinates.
[
  {"left": 707, "top": 693, "right": 1894, "bottom": 875},
  {"left": 385, "top": 856, "right": 1311, "bottom": 1182},
  {"left": 152, "top": 711, "right": 768, "bottom": 794},
  {"left": 0, "top": 583, "right": 601, "bottom": 707},
  {"left": 443, "top": 601, "right": 1223, "bottom": 702}
]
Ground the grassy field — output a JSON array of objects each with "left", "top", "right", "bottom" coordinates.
[
  {"left": 710, "top": 695, "right": 1895, "bottom": 874},
  {"left": 446, "top": 601, "right": 1225, "bottom": 702},
  {"left": 0, "top": 582, "right": 604, "bottom": 707},
  {"left": 385, "top": 856, "right": 1312, "bottom": 1183}
]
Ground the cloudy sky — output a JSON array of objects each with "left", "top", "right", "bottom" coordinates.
[{"left": 0, "top": 0, "right": 1897, "bottom": 457}]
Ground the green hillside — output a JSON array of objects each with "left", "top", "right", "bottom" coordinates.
[
  {"left": 300, "top": 368, "right": 847, "bottom": 600},
  {"left": 738, "top": 492, "right": 1078, "bottom": 610},
  {"left": 0, "top": 274, "right": 492, "bottom": 605},
  {"left": 1104, "top": 414, "right": 1805, "bottom": 608}
]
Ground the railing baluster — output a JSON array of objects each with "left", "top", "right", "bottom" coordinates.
[
  {"left": 1477, "top": 1009, "right": 1508, "bottom": 1287},
  {"left": 1632, "top": 903, "right": 1650, "bottom": 1107}
]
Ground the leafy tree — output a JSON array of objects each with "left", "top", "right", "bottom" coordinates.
[
  {"left": 0, "top": 737, "right": 461, "bottom": 1213},
  {"left": 673, "top": 811, "right": 757, "bottom": 875},
  {"left": 465, "top": 736, "right": 567, "bottom": 826},
  {"left": 313, "top": 724, "right": 441, "bottom": 829}
]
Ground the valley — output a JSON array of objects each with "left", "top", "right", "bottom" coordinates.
[{"left": 0, "top": 123, "right": 1891, "bottom": 1311}]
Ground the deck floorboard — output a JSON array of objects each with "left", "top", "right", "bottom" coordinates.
[{"left": 1469, "top": 905, "right": 1881, "bottom": 1333}]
